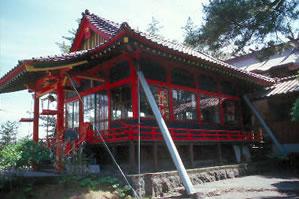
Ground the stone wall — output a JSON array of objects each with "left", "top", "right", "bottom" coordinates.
[{"left": 129, "top": 164, "right": 253, "bottom": 198}]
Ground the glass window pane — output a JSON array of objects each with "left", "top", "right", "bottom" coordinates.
[
  {"left": 200, "top": 95, "right": 220, "bottom": 123},
  {"left": 66, "top": 100, "right": 79, "bottom": 128},
  {"left": 140, "top": 86, "right": 169, "bottom": 119},
  {"left": 95, "top": 92, "right": 109, "bottom": 131},
  {"left": 172, "top": 68, "right": 194, "bottom": 87},
  {"left": 73, "top": 101, "right": 79, "bottom": 128},
  {"left": 221, "top": 81, "right": 236, "bottom": 95},
  {"left": 140, "top": 60, "right": 166, "bottom": 82},
  {"left": 111, "top": 86, "right": 132, "bottom": 120},
  {"left": 83, "top": 94, "right": 96, "bottom": 126},
  {"left": 223, "top": 100, "right": 239, "bottom": 125},
  {"left": 199, "top": 75, "right": 217, "bottom": 92},
  {"left": 110, "top": 62, "right": 130, "bottom": 83},
  {"left": 172, "top": 89, "right": 197, "bottom": 120},
  {"left": 66, "top": 103, "right": 73, "bottom": 128}
]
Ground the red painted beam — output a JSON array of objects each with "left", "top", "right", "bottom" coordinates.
[
  {"left": 55, "top": 80, "right": 65, "bottom": 172},
  {"left": 33, "top": 94, "right": 39, "bottom": 143}
]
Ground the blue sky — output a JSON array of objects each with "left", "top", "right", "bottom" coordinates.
[{"left": 0, "top": 0, "right": 207, "bottom": 138}]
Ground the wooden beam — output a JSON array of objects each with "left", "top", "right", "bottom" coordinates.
[
  {"left": 154, "top": 142, "right": 158, "bottom": 170},
  {"left": 129, "top": 142, "right": 135, "bottom": 171},
  {"left": 189, "top": 144, "right": 194, "bottom": 168},
  {"left": 76, "top": 75, "right": 105, "bottom": 82},
  {"left": 25, "top": 60, "right": 88, "bottom": 72},
  {"left": 217, "top": 143, "right": 223, "bottom": 164}
]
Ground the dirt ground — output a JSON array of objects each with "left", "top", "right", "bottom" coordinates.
[{"left": 193, "top": 172, "right": 299, "bottom": 199}]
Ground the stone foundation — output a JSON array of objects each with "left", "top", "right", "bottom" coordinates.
[{"left": 129, "top": 163, "right": 253, "bottom": 198}]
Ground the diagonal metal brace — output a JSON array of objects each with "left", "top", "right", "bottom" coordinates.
[
  {"left": 137, "top": 71, "right": 195, "bottom": 194},
  {"left": 243, "top": 95, "right": 287, "bottom": 156}
]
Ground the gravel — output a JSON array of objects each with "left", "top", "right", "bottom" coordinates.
[{"left": 193, "top": 173, "right": 299, "bottom": 198}]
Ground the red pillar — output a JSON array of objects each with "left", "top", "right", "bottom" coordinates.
[
  {"left": 129, "top": 61, "right": 139, "bottom": 119},
  {"left": 33, "top": 94, "right": 39, "bottom": 143},
  {"left": 79, "top": 99, "right": 84, "bottom": 127},
  {"left": 166, "top": 68, "right": 174, "bottom": 121},
  {"left": 55, "top": 81, "right": 65, "bottom": 172}
]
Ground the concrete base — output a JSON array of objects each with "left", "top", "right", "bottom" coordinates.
[
  {"left": 242, "top": 145, "right": 251, "bottom": 162},
  {"left": 129, "top": 164, "right": 250, "bottom": 198},
  {"left": 233, "top": 145, "right": 241, "bottom": 163}
]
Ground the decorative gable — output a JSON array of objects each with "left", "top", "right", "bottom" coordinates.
[
  {"left": 80, "top": 28, "right": 106, "bottom": 50},
  {"left": 70, "top": 9, "right": 120, "bottom": 52}
]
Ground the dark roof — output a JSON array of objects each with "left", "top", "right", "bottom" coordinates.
[
  {"left": 0, "top": 10, "right": 275, "bottom": 93},
  {"left": 261, "top": 75, "right": 299, "bottom": 98},
  {"left": 226, "top": 44, "right": 299, "bottom": 73}
]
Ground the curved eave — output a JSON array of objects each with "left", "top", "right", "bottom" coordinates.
[
  {"left": 0, "top": 25, "right": 274, "bottom": 94},
  {"left": 123, "top": 28, "right": 274, "bottom": 87},
  {"left": 0, "top": 58, "right": 89, "bottom": 94}
]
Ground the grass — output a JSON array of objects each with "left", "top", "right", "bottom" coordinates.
[{"left": 1, "top": 175, "right": 133, "bottom": 199}]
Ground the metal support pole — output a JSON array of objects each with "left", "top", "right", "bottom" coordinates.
[
  {"left": 137, "top": 71, "right": 194, "bottom": 194},
  {"left": 243, "top": 95, "right": 287, "bottom": 156}
]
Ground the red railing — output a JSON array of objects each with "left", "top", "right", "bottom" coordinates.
[
  {"left": 88, "top": 124, "right": 262, "bottom": 143},
  {"left": 40, "top": 125, "right": 262, "bottom": 151}
]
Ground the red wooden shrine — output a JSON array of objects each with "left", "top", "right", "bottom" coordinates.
[{"left": 0, "top": 10, "right": 274, "bottom": 171}]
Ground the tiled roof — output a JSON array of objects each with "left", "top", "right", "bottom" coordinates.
[
  {"left": 260, "top": 75, "right": 299, "bottom": 98},
  {"left": 0, "top": 10, "right": 275, "bottom": 93},
  {"left": 227, "top": 47, "right": 299, "bottom": 72},
  {"left": 133, "top": 31, "right": 274, "bottom": 84},
  {"left": 85, "top": 11, "right": 120, "bottom": 36}
]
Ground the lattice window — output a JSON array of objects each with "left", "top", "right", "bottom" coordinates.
[
  {"left": 111, "top": 86, "right": 132, "bottom": 120},
  {"left": 140, "top": 86, "right": 169, "bottom": 119},
  {"left": 172, "top": 89, "right": 197, "bottom": 120},
  {"left": 65, "top": 100, "right": 79, "bottom": 128},
  {"left": 200, "top": 95, "right": 220, "bottom": 123}
]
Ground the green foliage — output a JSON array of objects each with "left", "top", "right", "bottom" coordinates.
[
  {"left": 0, "top": 121, "right": 18, "bottom": 149},
  {"left": 56, "top": 18, "right": 80, "bottom": 53},
  {"left": 291, "top": 97, "right": 299, "bottom": 121},
  {"left": 0, "top": 139, "right": 52, "bottom": 169},
  {"left": 146, "top": 17, "right": 163, "bottom": 36},
  {"left": 59, "top": 175, "right": 132, "bottom": 198},
  {"left": 184, "top": 0, "right": 299, "bottom": 58},
  {"left": 291, "top": 74, "right": 299, "bottom": 121},
  {"left": 39, "top": 115, "right": 56, "bottom": 136}
]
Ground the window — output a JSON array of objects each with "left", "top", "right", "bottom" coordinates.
[
  {"left": 199, "top": 75, "right": 217, "bottom": 92},
  {"left": 223, "top": 100, "right": 240, "bottom": 125},
  {"left": 83, "top": 93, "right": 109, "bottom": 131},
  {"left": 140, "top": 60, "right": 166, "bottom": 82},
  {"left": 78, "top": 79, "right": 93, "bottom": 92},
  {"left": 66, "top": 101, "right": 79, "bottom": 128},
  {"left": 83, "top": 94, "right": 96, "bottom": 126},
  {"left": 172, "top": 68, "right": 194, "bottom": 87},
  {"left": 111, "top": 86, "right": 132, "bottom": 120},
  {"left": 172, "top": 89, "right": 197, "bottom": 120},
  {"left": 221, "top": 81, "right": 236, "bottom": 95},
  {"left": 110, "top": 62, "right": 130, "bottom": 83},
  {"left": 140, "top": 86, "right": 169, "bottom": 119},
  {"left": 95, "top": 92, "right": 109, "bottom": 131},
  {"left": 200, "top": 95, "right": 220, "bottom": 123}
]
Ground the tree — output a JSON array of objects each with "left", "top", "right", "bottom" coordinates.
[
  {"left": 146, "top": 17, "right": 163, "bottom": 36},
  {"left": 0, "top": 138, "right": 51, "bottom": 169},
  {"left": 291, "top": 73, "right": 299, "bottom": 121},
  {"left": 39, "top": 116, "right": 56, "bottom": 137},
  {"left": 184, "top": 0, "right": 299, "bottom": 58},
  {"left": 0, "top": 121, "right": 18, "bottom": 149},
  {"left": 182, "top": 17, "right": 196, "bottom": 45},
  {"left": 56, "top": 19, "right": 80, "bottom": 53},
  {"left": 291, "top": 98, "right": 299, "bottom": 121}
]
